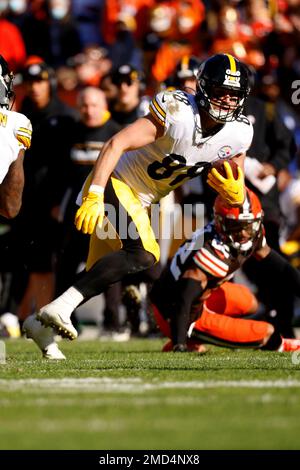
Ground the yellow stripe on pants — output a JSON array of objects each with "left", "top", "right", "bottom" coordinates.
[{"left": 81, "top": 173, "right": 160, "bottom": 270}]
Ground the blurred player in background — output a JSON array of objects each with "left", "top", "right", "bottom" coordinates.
[
  {"left": 0, "top": 54, "right": 31, "bottom": 338},
  {"left": 0, "top": 54, "right": 31, "bottom": 218}
]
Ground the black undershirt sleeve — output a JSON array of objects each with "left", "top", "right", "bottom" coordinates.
[{"left": 258, "top": 249, "right": 300, "bottom": 295}]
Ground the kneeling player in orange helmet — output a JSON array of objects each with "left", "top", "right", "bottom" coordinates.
[{"left": 150, "top": 188, "right": 300, "bottom": 353}]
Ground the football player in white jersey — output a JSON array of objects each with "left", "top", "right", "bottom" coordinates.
[
  {"left": 28, "top": 54, "right": 255, "bottom": 353},
  {"left": 0, "top": 55, "right": 32, "bottom": 218}
]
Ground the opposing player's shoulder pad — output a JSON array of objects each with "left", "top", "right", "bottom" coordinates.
[
  {"left": 193, "top": 247, "right": 229, "bottom": 278},
  {"left": 14, "top": 112, "right": 32, "bottom": 150}
]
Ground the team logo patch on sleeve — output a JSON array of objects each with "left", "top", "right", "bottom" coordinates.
[{"left": 193, "top": 247, "right": 229, "bottom": 277}]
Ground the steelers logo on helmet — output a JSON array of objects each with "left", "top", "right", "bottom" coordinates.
[
  {"left": 195, "top": 53, "right": 251, "bottom": 123},
  {"left": 214, "top": 188, "right": 263, "bottom": 251},
  {"left": 0, "top": 55, "right": 14, "bottom": 109}
]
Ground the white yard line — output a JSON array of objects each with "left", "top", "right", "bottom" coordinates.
[
  {"left": 1, "top": 377, "right": 300, "bottom": 392},
  {"left": 1, "top": 394, "right": 296, "bottom": 408}
]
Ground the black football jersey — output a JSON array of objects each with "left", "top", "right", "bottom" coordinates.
[
  {"left": 150, "top": 221, "right": 265, "bottom": 319},
  {"left": 169, "top": 222, "right": 265, "bottom": 290}
]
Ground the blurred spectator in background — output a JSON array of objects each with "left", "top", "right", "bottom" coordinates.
[
  {"left": 244, "top": 96, "right": 295, "bottom": 251},
  {"left": 107, "top": 14, "right": 143, "bottom": 71},
  {"left": 48, "top": 0, "right": 81, "bottom": 67},
  {"left": 6, "top": 0, "right": 30, "bottom": 43},
  {"left": 175, "top": 0, "right": 206, "bottom": 46},
  {"left": 8, "top": 0, "right": 82, "bottom": 68},
  {"left": 279, "top": 150, "right": 300, "bottom": 270},
  {"left": 0, "top": 0, "right": 26, "bottom": 71},
  {"left": 257, "top": 68, "right": 300, "bottom": 144},
  {"left": 8, "top": 0, "right": 51, "bottom": 65},
  {"left": 54, "top": 44, "right": 112, "bottom": 108},
  {"left": 149, "top": 0, "right": 205, "bottom": 85},
  {"left": 102, "top": 0, "right": 153, "bottom": 45},
  {"left": 262, "top": 0, "right": 300, "bottom": 111},
  {"left": 71, "top": 45, "right": 111, "bottom": 88},
  {"left": 210, "top": 3, "right": 266, "bottom": 69},
  {"left": 243, "top": 0, "right": 273, "bottom": 39},
  {"left": 72, "top": 0, "right": 104, "bottom": 47},
  {"left": 55, "top": 64, "right": 79, "bottom": 107},
  {"left": 163, "top": 54, "right": 201, "bottom": 92},
  {"left": 100, "top": 72, "right": 118, "bottom": 107},
  {"left": 109, "top": 64, "right": 149, "bottom": 126}
]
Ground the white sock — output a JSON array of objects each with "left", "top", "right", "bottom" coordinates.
[{"left": 46, "top": 287, "right": 84, "bottom": 321}]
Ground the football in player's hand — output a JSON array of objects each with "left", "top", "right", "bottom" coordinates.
[{"left": 211, "top": 158, "right": 239, "bottom": 179}]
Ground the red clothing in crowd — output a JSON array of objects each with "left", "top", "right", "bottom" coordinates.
[{"left": 0, "top": 19, "right": 26, "bottom": 72}]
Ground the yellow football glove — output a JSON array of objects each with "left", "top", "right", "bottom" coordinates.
[
  {"left": 207, "top": 161, "right": 245, "bottom": 206},
  {"left": 75, "top": 191, "right": 104, "bottom": 234}
]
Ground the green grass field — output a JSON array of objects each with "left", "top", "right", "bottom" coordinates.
[{"left": 1, "top": 338, "right": 300, "bottom": 450}]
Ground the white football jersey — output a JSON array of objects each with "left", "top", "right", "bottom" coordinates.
[
  {"left": 114, "top": 90, "right": 253, "bottom": 207},
  {"left": 0, "top": 108, "right": 32, "bottom": 183}
]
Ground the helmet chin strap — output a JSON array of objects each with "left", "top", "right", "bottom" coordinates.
[{"left": 0, "top": 73, "right": 14, "bottom": 109}]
